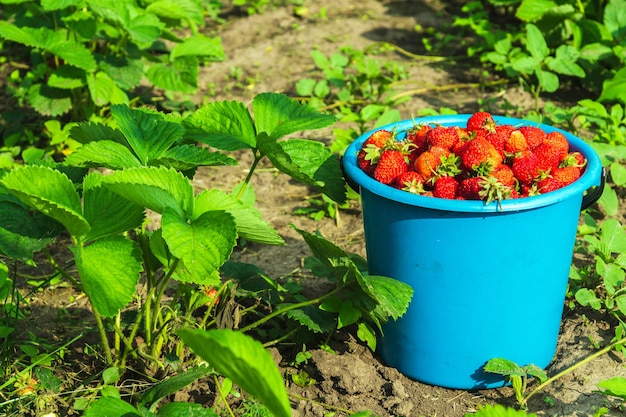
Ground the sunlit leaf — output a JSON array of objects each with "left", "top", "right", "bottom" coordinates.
[
  {"left": 177, "top": 329, "right": 291, "bottom": 417},
  {"left": 73, "top": 236, "right": 143, "bottom": 317}
]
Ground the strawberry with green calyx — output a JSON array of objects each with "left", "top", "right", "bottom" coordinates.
[
  {"left": 467, "top": 111, "right": 496, "bottom": 133},
  {"left": 414, "top": 145, "right": 450, "bottom": 182},
  {"left": 393, "top": 171, "right": 426, "bottom": 194},
  {"left": 460, "top": 136, "right": 503, "bottom": 174},
  {"left": 405, "top": 123, "right": 432, "bottom": 156},
  {"left": 433, "top": 175, "right": 459, "bottom": 199},
  {"left": 357, "top": 129, "right": 394, "bottom": 175},
  {"left": 552, "top": 165, "right": 581, "bottom": 187},
  {"left": 537, "top": 176, "right": 561, "bottom": 194},
  {"left": 560, "top": 151, "right": 586, "bottom": 169},
  {"left": 478, "top": 175, "right": 513, "bottom": 206},
  {"left": 374, "top": 149, "right": 409, "bottom": 185}
]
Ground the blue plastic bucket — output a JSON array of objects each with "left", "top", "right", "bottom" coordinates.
[{"left": 342, "top": 115, "right": 604, "bottom": 389}]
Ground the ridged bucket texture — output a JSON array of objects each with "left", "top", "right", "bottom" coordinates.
[{"left": 342, "top": 115, "right": 603, "bottom": 389}]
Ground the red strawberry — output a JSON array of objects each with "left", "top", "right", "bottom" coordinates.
[
  {"left": 433, "top": 176, "right": 459, "bottom": 199},
  {"left": 491, "top": 164, "right": 516, "bottom": 187},
  {"left": 537, "top": 176, "right": 561, "bottom": 194},
  {"left": 552, "top": 166, "right": 581, "bottom": 187},
  {"left": 415, "top": 146, "right": 450, "bottom": 182},
  {"left": 374, "top": 149, "right": 408, "bottom": 184},
  {"left": 467, "top": 111, "right": 496, "bottom": 133},
  {"left": 426, "top": 126, "right": 460, "bottom": 150},
  {"left": 511, "top": 150, "right": 542, "bottom": 185},
  {"left": 405, "top": 123, "right": 432, "bottom": 154},
  {"left": 458, "top": 176, "right": 484, "bottom": 200},
  {"left": 484, "top": 130, "right": 507, "bottom": 157},
  {"left": 393, "top": 171, "right": 425, "bottom": 194},
  {"left": 460, "top": 137, "right": 503, "bottom": 174},
  {"left": 357, "top": 129, "right": 394, "bottom": 174},
  {"left": 495, "top": 124, "right": 516, "bottom": 137},
  {"left": 517, "top": 126, "right": 546, "bottom": 150},
  {"left": 504, "top": 130, "right": 528, "bottom": 155},
  {"left": 533, "top": 142, "right": 564, "bottom": 172}
]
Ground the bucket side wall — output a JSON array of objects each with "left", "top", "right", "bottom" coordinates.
[{"left": 364, "top": 189, "right": 582, "bottom": 389}]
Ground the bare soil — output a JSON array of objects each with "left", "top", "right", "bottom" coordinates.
[{"left": 9, "top": 0, "right": 626, "bottom": 416}]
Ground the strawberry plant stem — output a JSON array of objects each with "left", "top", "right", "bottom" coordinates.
[
  {"left": 521, "top": 335, "right": 626, "bottom": 408},
  {"left": 239, "top": 287, "right": 341, "bottom": 333},
  {"left": 237, "top": 151, "right": 263, "bottom": 200}
]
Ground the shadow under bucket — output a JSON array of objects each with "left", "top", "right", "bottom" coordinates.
[{"left": 342, "top": 115, "right": 604, "bottom": 390}]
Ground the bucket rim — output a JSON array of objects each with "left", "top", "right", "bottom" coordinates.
[{"left": 343, "top": 115, "right": 603, "bottom": 213}]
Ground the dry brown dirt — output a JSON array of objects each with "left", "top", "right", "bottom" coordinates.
[{"left": 11, "top": 0, "right": 626, "bottom": 416}]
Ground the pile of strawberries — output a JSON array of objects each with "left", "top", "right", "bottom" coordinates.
[{"left": 356, "top": 112, "right": 587, "bottom": 203}]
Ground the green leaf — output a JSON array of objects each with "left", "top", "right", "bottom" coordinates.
[
  {"left": 525, "top": 24, "right": 549, "bottom": 61},
  {"left": 140, "top": 366, "right": 213, "bottom": 411},
  {"left": 177, "top": 329, "right": 291, "bottom": 417},
  {"left": 286, "top": 306, "right": 336, "bottom": 333},
  {"left": 146, "top": 57, "right": 199, "bottom": 94},
  {"left": 28, "top": 84, "right": 72, "bottom": 117},
  {"left": 515, "top": 0, "right": 558, "bottom": 22},
  {"left": 171, "top": 34, "right": 224, "bottom": 61},
  {"left": 601, "top": 218, "right": 626, "bottom": 253},
  {"left": 82, "top": 173, "right": 145, "bottom": 242},
  {"left": 126, "top": 13, "right": 163, "bottom": 44},
  {"left": 357, "top": 322, "right": 377, "bottom": 351},
  {"left": 157, "top": 402, "right": 219, "bottom": 417},
  {"left": 185, "top": 100, "right": 257, "bottom": 151},
  {"left": 41, "top": 0, "right": 83, "bottom": 11},
  {"left": 471, "top": 403, "right": 539, "bottom": 416},
  {"left": 0, "top": 21, "right": 39, "bottom": 46},
  {"left": 193, "top": 189, "right": 283, "bottom": 245},
  {"left": 338, "top": 300, "right": 361, "bottom": 329},
  {"left": 252, "top": 92, "right": 336, "bottom": 139},
  {"left": 0, "top": 197, "right": 61, "bottom": 261},
  {"left": 69, "top": 122, "right": 127, "bottom": 146},
  {"left": 259, "top": 136, "right": 347, "bottom": 204},
  {"left": 162, "top": 208, "right": 236, "bottom": 285},
  {"left": 604, "top": 0, "right": 626, "bottom": 41},
  {"left": 99, "top": 167, "right": 194, "bottom": 218},
  {"left": 366, "top": 275, "right": 413, "bottom": 321},
  {"left": 146, "top": 0, "right": 204, "bottom": 26},
  {"left": 610, "top": 160, "right": 626, "bottom": 186},
  {"left": 484, "top": 358, "right": 522, "bottom": 376},
  {"left": 535, "top": 68, "right": 559, "bottom": 92},
  {"left": 510, "top": 55, "right": 539, "bottom": 74},
  {"left": 575, "top": 288, "right": 602, "bottom": 310},
  {"left": 545, "top": 45, "right": 585, "bottom": 77},
  {"left": 64, "top": 141, "right": 142, "bottom": 169},
  {"left": 111, "top": 105, "right": 185, "bottom": 165},
  {"left": 616, "top": 295, "right": 626, "bottom": 316},
  {"left": 1, "top": 166, "right": 90, "bottom": 237},
  {"left": 597, "top": 376, "right": 626, "bottom": 399},
  {"left": 87, "top": 71, "right": 129, "bottom": 107},
  {"left": 48, "top": 65, "right": 85, "bottom": 89},
  {"left": 599, "top": 67, "right": 626, "bottom": 104},
  {"left": 100, "top": 56, "right": 144, "bottom": 91},
  {"left": 157, "top": 145, "right": 237, "bottom": 171},
  {"left": 599, "top": 184, "right": 619, "bottom": 216},
  {"left": 72, "top": 236, "right": 143, "bottom": 317},
  {"left": 83, "top": 397, "right": 141, "bottom": 417}
]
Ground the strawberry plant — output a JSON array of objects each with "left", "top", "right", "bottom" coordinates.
[
  {"left": 0, "top": 93, "right": 413, "bottom": 414},
  {"left": 0, "top": 0, "right": 224, "bottom": 152}
]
